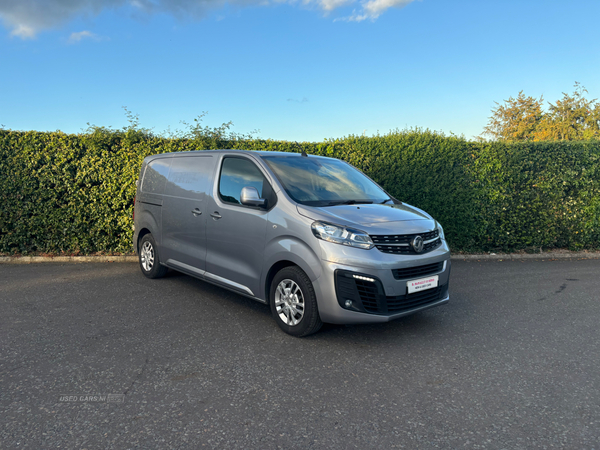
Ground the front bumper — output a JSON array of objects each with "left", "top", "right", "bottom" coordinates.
[{"left": 313, "top": 241, "right": 451, "bottom": 324}]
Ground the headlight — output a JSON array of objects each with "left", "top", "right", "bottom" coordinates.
[
  {"left": 311, "top": 221, "right": 374, "bottom": 250},
  {"left": 436, "top": 221, "right": 445, "bottom": 240}
]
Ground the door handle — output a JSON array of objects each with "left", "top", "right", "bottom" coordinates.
[
  {"left": 210, "top": 212, "right": 222, "bottom": 219},
  {"left": 191, "top": 208, "right": 202, "bottom": 216}
]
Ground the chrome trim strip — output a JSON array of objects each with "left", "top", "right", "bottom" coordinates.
[
  {"left": 424, "top": 237, "right": 440, "bottom": 245},
  {"left": 203, "top": 271, "right": 255, "bottom": 297},
  {"left": 166, "top": 259, "right": 255, "bottom": 297},
  {"left": 374, "top": 243, "right": 409, "bottom": 247},
  {"left": 166, "top": 259, "right": 205, "bottom": 276}
]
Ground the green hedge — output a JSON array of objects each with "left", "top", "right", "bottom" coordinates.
[
  {"left": 0, "top": 128, "right": 199, "bottom": 254},
  {"left": 469, "top": 141, "right": 600, "bottom": 251},
  {"left": 1, "top": 127, "right": 599, "bottom": 254}
]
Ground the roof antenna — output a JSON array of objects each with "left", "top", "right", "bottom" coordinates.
[{"left": 295, "top": 141, "right": 308, "bottom": 157}]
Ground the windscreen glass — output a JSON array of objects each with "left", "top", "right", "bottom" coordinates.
[{"left": 262, "top": 156, "right": 388, "bottom": 206}]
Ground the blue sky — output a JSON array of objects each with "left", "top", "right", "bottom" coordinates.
[{"left": 1, "top": 0, "right": 599, "bottom": 142}]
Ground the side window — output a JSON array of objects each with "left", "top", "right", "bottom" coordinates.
[
  {"left": 218, "top": 157, "right": 270, "bottom": 205},
  {"left": 142, "top": 158, "right": 171, "bottom": 195}
]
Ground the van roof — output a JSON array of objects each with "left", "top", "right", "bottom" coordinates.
[{"left": 144, "top": 149, "right": 332, "bottom": 163}]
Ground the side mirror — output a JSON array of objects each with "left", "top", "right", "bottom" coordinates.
[{"left": 240, "top": 186, "right": 266, "bottom": 207}]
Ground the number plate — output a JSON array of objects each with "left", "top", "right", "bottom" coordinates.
[{"left": 407, "top": 275, "right": 439, "bottom": 294}]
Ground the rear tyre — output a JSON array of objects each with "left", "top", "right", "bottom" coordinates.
[
  {"left": 138, "top": 233, "right": 168, "bottom": 279},
  {"left": 270, "top": 266, "right": 323, "bottom": 337}
]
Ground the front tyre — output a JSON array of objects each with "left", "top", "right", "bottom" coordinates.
[
  {"left": 270, "top": 266, "right": 322, "bottom": 337},
  {"left": 138, "top": 233, "right": 168, "bottom": 279}
]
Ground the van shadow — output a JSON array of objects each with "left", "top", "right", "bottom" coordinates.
[
  {"left": 162, "top": 269, "right": 450, "bottom": 344},
  {"left": 317, "top": 312, "right": 446, "bottom": 340},
  {"left": 163, "top": 270, "right": 272, "bottom": 317}
]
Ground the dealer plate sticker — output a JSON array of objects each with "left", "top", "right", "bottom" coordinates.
[{"left": 407, "top": 275, "right": 439, "bottom": 294}]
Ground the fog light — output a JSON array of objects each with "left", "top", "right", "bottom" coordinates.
[{"left": 344, "top": 299, "right": 353, "bottom": 308}]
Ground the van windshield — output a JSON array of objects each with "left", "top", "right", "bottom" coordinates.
[{"left": 262, "top": 155, "right": 390, "bottom": 206}]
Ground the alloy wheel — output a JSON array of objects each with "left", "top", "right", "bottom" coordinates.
[
  {"left": 274, "top": 279, "right": 305, "bottom": 326},
  {"left": 140, "top": 241, "right": 154, "bottom": 272}
]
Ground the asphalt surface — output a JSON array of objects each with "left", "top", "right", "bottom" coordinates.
[{"left": 1, "top": 259, "right": 599, "bottom": 449}]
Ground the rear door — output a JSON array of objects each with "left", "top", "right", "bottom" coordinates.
[
  {"left": 137, "top": 157, "right": 172, "bottom": 246},
  {"left": 205, "top": 155, "right": 275, "bottom": 297},
  {"left": 161, "top": 155, "right": 216, "bottom": 272}
]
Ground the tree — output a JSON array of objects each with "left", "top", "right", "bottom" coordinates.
[
  {"left": 533, "top": 83, "right": 600, "bottom": 141},
  {"left": 481, "top": 91, "right": 544, "bottom": 141},
  {"left": 481, "top": 83, "right": 600, "bottom": 141}
]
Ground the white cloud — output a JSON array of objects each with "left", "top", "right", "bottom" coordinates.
[
  {"left": 305, "top": 0, "right": 354, "bottom": 12},
  {"left": 363, "top": 0, "right": 414, "bottom": 18},
  {"left": 344, "top": 0, "right": 414, "bottom": 21},
  {"left": 68, "top": 30, "right": 104, "bottom": 43},
  {"left": 10, "top": 23, "right": 36, "bottom": 38},
  {"left": 0, "top": 0, "right": 418, "bottom": 39}
]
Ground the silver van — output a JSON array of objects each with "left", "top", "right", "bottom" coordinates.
[{"left": 133, "top": 150, "right": 450, "bottom": 336}]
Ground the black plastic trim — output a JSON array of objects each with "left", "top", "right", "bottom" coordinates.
[{"left": 334, "top": 269, "right": 448, "bottom": 316}]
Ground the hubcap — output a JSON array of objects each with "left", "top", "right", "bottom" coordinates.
[
  {"left": 274, "top": 279, "right": 305, "bottom": 326},
  {"left": 140, "top": 241, "right": 154, "bottom": 272}
]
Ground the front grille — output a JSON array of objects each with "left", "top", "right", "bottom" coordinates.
[
  {"left": 335, "top": 270, "right": 448, "bottom": 316},
  {"left": 392, "top": 262, "right": 444, "bottom": 280},
  {"left": 371, "top": 230, "right": 441, "bottom": 255},
  {"left": 371, "top": 229, "right": 439, "bottom": 245}
]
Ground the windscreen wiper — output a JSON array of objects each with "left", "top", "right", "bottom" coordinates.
[{"left": 327, "top": 200, "right": 373, "bottom": 206}]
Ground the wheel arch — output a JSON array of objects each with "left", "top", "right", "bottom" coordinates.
[
  {"left": 135, "top": 208, "right": 161, "bottom": 254},
  {"left": 264, "top": 260, "right": 298, "bottom": 303},
  {"left": 136, "top": 228, "right": 152, "bottom": 253},
  {"left": 262, "top": 238, "right": 322, "bottom": 304}
]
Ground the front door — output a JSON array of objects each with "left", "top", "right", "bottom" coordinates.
[{"left": 205, "top": 156, "right": 274, "bottom": 297}]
